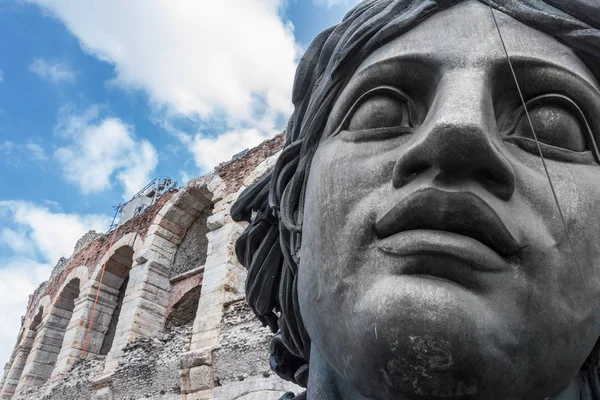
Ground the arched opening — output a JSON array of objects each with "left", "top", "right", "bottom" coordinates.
[
  {"left": 54, "top": 279, "right": 80, "bottom": 321},
  {"left": 166, "top": 286, "right": 201, "bottom": 329},
  {"left": 31, "top": 308, "right": 43, "bottom": 331},
  {"left": 29, "top": 308, "right": 43, "bottom": 333},
  {"left": 14, "top": 278, "right": 80, "bottom": 390},
  {"left": 0, "top": 308, "right": 43, "bottom": 397},
  {"left": 29, "top": 280, "right": 80, "bottom": 386},
  {"left": 171, "top": 207, "right": 212, "bottom": 277},
  {"left": 94, "top": 245, "right": 134, "bottom": 357},
  {"left": 100, "top": 277, "right": 128, "bottom": 355}
]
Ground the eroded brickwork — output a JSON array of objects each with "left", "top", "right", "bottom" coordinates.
[
  {"left": 22, "top": 191, "right": 176, "bottom": 325},
  {"left": 215, "top": 133, "right": 285, "bottom": 193},
  {"left": 1, "top": 135, "right": 295, "bottom": 400}
]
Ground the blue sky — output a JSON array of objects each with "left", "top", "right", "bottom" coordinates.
[{"left": 0, "top": 0, "right": 359, "bottom": 367}]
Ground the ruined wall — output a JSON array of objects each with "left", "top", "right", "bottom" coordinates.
[
  {"left": 108, "top": 323, "right": 192, "bottom": 400},
  {"left": 20, "top": 192, "right": 176, "bottom": 325},
  {"left": 172, "top": 208, "right": 211, "bottom": 277},
  {"left": 215, "top": 134, "right": 285, "bottom": 193},
  {"left": 212, "top": 301, "right": 295, "bottom": 400},
  {"left": 1, "top": 133, "right": 300, "bottom": 400}
]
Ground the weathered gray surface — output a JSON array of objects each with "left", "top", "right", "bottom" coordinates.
[
  {"left": 215, "top": 301, "right": 277, "bottom": 385},
  {"left": 232, "top": 0, "right": 600, "bottom": 399},
  {"left": 109, "top": 325, "right": 192, "bottom": 400}
]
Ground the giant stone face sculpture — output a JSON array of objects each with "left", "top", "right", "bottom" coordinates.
[{"left": 231, "top": 1, "right": 600, "bottom": 399}]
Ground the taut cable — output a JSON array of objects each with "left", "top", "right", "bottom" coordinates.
[{"left": 487, "top": 2, "right": 600, "bottom": 329}]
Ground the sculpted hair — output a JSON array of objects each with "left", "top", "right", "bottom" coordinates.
[{"left": 231, "top": 0, "right": 600, "bottom": 384}]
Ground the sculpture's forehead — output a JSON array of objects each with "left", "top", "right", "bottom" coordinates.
[{"left": 354, "top": 1, "right": 596, "bottom": 86}]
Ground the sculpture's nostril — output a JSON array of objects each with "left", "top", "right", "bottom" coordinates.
[{"left": 394, "top": 160, "right": 430, "bottom": 188}]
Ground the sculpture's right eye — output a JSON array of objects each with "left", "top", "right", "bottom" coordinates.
[{"left": 337, "top": 86, "right": 414, "bottom": 140}]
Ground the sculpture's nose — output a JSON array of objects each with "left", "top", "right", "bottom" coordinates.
[{"left": 392, "top": 70, "right": 516, "bottom": 201}]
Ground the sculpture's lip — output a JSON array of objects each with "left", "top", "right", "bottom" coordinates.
[
  {"left": 375, "top": 188, "right": 522, "bottom": 261},
  {"left": 377, "top": 229, "right": 511, "bottom": 274}
]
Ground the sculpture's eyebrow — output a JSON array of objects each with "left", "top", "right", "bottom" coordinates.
[
  {"left": 350, "top": 51, "right": 600, "bottom": 110},
  {"left": 350, "top": 53, "right": 437, "bottom": 86},
  {"left": 354, "top": 51, "right": 599, "bottom": 90},
  {"left": 503, "top": 57, "right": 600, "bottom": 97},
  {"left": 499, "top": 57, "right": 600, "bottom": 137}
]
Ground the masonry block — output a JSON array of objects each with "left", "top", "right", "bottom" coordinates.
[{"left": 189, "top": 365, "right": 213, "bottom": 392}]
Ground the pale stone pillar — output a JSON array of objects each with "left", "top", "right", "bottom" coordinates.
[
  {"left": 0, "top": 330, "right": 35, "bottom": 399},
  {"left": 190, "top": 222, "right": 246, "bottom": 350},
  {"left": 14, "top": 314, "right": 69, "bottom": 392},
  {"left": 101, "top": 260, "right": 171, "bottom": 374},
  {"left": 50, "top": 282, "right": 120, "bottom": 379},
  {"left": 180, "top": 211, "right": 248, "bottom": 399},
  {"left": 0, "top": 360, "right": 8, "bottom": 393}
]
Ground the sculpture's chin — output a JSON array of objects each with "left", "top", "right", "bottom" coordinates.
[
  {"left": 340, "top": 336, "right": 482, "bottom": 400},
  {"left": 309, "top": 275, "right": 508, "bottom": 400}
]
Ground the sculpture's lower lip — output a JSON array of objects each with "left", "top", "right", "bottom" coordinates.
[{"left": 377, "top": 229, "right": 512, "bottom": 274}]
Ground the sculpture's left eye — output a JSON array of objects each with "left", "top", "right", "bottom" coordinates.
[
  {"left": 503, "top": 94, "right": 598, "bottom": 163},
  {"left": 510, "top": 99, "right": 587, "bottom": 152},
  {"left": 338, "top": 86, "right": 414, "bottom": 138}
]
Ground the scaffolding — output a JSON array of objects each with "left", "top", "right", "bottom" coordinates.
[{"left": 107, "top": 177, "right": 178, "bottom": 233}]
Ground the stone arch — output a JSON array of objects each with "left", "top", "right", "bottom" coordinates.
[
  {"left": 142, "top": 177, "right": 219, "bottom": 331},
  {"left": 93, "top": 177, "right": 222, "bottom": 379},
  {"left": 45, "top": 241, "right": 140, "bottom": 380},
  {"left": 44, "top": 266, "right": 93, "bottom": 380},
  {"left": 43, "top": 266, "right": 88, "bottom": 379},
  {"left": 15, "top": 277, "right": 82, "bottom": 390},
  {"left": 88, "top": 233, "right": 140, "bottom": 286},
  {"left": 90, "top": 243, "right": 135, "bottom": 357},
  {"left": 0, "top": 307, "right": 44, "bottom": 398},
  {"left": 142, "top": 175, "right": 221, "bottom": 270}
]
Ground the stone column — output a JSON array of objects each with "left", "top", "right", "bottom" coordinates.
[
  {"left": 180, "top": 206, "right": 248, "bottom": 400},
  {"left": 0, "top": 360, "right": 8, "bottom": 393},
  {"left": 50, "top": 283, "right": 120, "bottom": 379},
  {"left": 0, "top": 330, "right": 35, "bottom": 399},
  {"left": 14, "top": 313, "right": 70, "bottom": 392},
  {"left": 101, "top": 260, "right": 171, "bottom": 374}
]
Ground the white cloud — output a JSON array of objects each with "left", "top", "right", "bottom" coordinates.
[
  {"left": 0, "top": 140, "right": 13, "bottom": 154},
  {"left": 191, "top": 128, "right": 273, "bottom": 171},
  {"left": 179, "top": 170, "right": 192, "bottom": 186},
  {"left": 53, "top": 105, "right": 158, "bottom": 199},
  {"left": 0, "top": 259, "right": 53, "bottom": 370},
  {"left": 27, "top": 0, "right": 297, "bottom": 122},
  {"left": 26, "top": 0, "right": 299, "bottom": 171},
  {"left": 0, "top": 141, "right": 49, "bottom": 168},
  {"left": 313, "top": 0, "right": 361, "bottom": 7},
  {"left": 28, "top": 57, "right": 76, "bottom": 84},
  {"left": 0, "top": 69, "right": 4, "bottom": 83},
  {"left": 0, "top": 202, "right": 111, "bottom": 367},
  {"left": 0, "top": 228, "right": 33, "bottom": 254},
  {"left": 24, "top": 142, "right": 48, "bottom": 161},
  {"left": 0, "top": 200, "right": 111, "bottom": 262}
]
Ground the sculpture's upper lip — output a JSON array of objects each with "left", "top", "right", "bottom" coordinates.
[{"left": 375, "top": 188, "right": 521, "bottom": 259}]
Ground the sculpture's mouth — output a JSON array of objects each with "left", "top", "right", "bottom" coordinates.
[{"left": 375, "top": 188, "right": 522, "bottom": 272}]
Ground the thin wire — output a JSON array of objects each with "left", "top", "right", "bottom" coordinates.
[{"left": 487, "top": 3, "right": 600, "bottom": 329}]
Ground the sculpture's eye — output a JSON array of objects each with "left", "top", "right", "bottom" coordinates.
[
  {"left": 338, "top": 86, "right": 414, "bottom": 139},
  {"left": 508, "top": 94, "right": 589, "bottom": 153}
]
